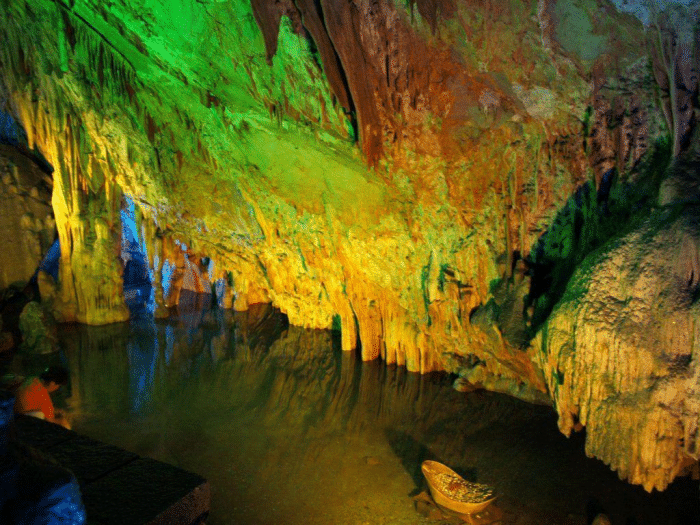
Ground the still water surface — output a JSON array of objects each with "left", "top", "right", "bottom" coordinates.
[{"left": 39, "top": 305, "right": 699, "bottom": 524}]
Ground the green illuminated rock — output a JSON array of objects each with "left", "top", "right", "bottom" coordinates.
[{"left": 19, "top": 301, "right": 57, "bottom": 354}]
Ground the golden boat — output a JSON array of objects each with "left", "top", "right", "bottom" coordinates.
[{"left": 421, "top": 460, "right": 497, "bottom": 515}]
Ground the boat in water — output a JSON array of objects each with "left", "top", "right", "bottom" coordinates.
[{"left": 421, "top": 460, "right": 497, "bottom": 515}]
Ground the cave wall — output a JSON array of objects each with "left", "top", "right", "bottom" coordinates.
[
  {"left": 534, "top": 207, "right": 700, "bottom": 492},
  {"left": 0, "top": 144, "right": 54, "bottom": 289},
  {"left": 1, "top": 0, "right": 698, "bottom": 491}
]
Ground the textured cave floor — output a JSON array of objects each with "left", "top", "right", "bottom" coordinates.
[{"left": 7, "top": 307, "right": 698, "bottom": 525}]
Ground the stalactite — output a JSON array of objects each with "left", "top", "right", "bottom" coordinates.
[{"left": 0, "top": 1, "right": 146, "bottom": 324}]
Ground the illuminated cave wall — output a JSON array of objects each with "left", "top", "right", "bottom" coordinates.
[
  {"left": 0, "top": 109, "right": 55, "bottom": 289},
  {"left": 1, "top": 0, "right": 699, "bottom": 491}
]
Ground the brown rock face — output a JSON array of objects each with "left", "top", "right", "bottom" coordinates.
[
  {"left": 0, "top": 0, "right": 698, "bottom": 492},
  {"left": 0, "top": 145, "right": 54, "bottom": 289}
]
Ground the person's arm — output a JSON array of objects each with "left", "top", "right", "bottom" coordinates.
[
  {"left": 38, "top": 388, "right": 55, "bottom": 420},
  {"left": 42, "top": 397, "right": 71, "bottom": 429}
]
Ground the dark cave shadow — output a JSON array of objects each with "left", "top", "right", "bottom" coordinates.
[
  {"left": 586, "top": 498, "right": 607, "bottom": 524},
  {"left": 384, "top": 428, "right": 477, "bottom": 496}
]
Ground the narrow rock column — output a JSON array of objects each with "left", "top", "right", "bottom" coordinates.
[
  {"left": 161, "top": 238, "right": 187, "bottom": 310},
  {"left": 142, "top": 221, "right": 170, "bottom": 318},
  {"left": 49, "top": 130, "right": 129, "bottom": 325}
]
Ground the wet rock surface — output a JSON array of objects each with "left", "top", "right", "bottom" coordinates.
[{"left": 18, "top": 301, "right": 57, "bottom": 354}]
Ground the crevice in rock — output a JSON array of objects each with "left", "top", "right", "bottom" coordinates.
[
  {"left": 526, "top": 138, "right": 671, "bottom": 335},
  {"left": 249, "top": 0, "right": 357, "bottom": 133},
  {"left": 0, "top": 109, "right": 53, "bottom": 176}
]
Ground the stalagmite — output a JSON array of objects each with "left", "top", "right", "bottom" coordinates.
[{"left": 533, "top": 207, "right": 700, "bottom": 491}]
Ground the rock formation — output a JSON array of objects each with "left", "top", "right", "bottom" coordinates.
[
  {"left": 533, "top": 202, "right": 700, "bottom": 491},
  {"left": 0, "top": 144, "right": 54, "bottom": 290},
  {"left": 0, "top": 0, "right": 698, "bottom": 491}
]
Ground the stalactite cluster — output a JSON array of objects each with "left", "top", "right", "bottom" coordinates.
[{"left": 533, "top": 205, "right": 700, "bottom": 491}]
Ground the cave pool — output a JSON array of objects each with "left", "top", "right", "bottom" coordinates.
[{"left": 15, "top": 304, "right": 698, "bottom": 525}]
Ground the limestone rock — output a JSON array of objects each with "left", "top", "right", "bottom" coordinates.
[
  {"left": 0, "top": 0, "right": 648, "bottom": 331},
  {"left": 0, "top": 145, "right": 54, "bottom": 290},
  {"left": 18, "top": 301, "right": 57, "bottom": 354},
  {"left": 0, "top": 0, "right": 694, "bottom": 494},
  {"left": 533, "top": 205, "right": 700, "bottom": 491}
]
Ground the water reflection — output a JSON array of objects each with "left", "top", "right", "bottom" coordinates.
[
  {"left": 126, "top": 314, "right": 158, "bottom": 413},
  {"left": 58, "top": 305, "right": 698, "bottom": 525}
]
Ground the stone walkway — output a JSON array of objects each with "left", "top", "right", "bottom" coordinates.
[{"left": 13, "top": 415, "right": 210, "bottom": 525}]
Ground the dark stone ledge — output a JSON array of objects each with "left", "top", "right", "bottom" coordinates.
[{"left": 13, "top": 415, "right": 210, "bottom": 525}]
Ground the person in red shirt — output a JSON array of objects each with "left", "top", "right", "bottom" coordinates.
[{"left": 14, "top": 366, "right": 71, "bottom": 429}]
